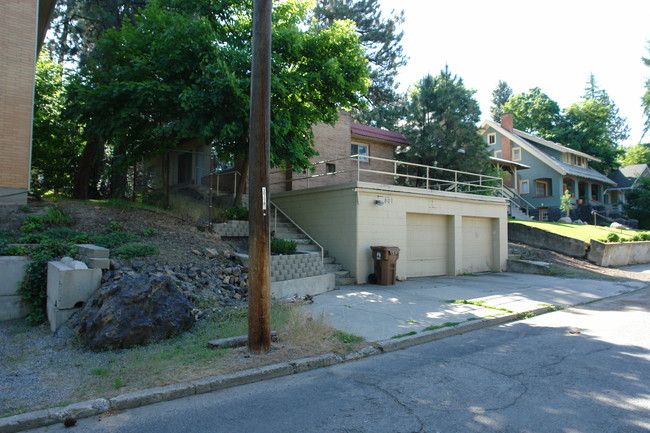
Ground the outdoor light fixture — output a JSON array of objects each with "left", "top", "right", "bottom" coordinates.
[{"left": 374, "top": 199, "right": 385, "bottom": 206}]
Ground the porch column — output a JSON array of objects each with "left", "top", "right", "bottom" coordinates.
[{"left": 586, "top": 183, "right": 592, "bottom": 204}]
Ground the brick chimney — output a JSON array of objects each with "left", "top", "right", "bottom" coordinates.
[{"left": 500, "top": 113, "right": 513, "bottom": 161}]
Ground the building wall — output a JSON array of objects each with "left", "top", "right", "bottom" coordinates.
[
  {"left": 273, "top": 182, "right": 508, "bottom": 283},
  {"left": 0, "top": 0, "right": 38, "bottom": 204},
  {"left": 271, "top": 112, "right": 397, "bottom": 193}
]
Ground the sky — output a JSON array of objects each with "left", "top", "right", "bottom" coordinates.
[{"left": 378, "top": 0, "right": 650, "bottom": 147}]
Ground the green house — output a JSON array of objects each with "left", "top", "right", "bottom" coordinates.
[{"left": 479, "top": 114, "right": 616, "bottom": 222}]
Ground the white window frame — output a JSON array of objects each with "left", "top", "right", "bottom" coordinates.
[
  {"left": 493, "top": 150, "right": 502, "bottom": 158},
  {"left": 488, "top": 133, "right": 496, "bottom": 145},
  {"left": 520, "top": 179, "right": 530, "bottom": 194},
  {"left": 512, "top": 147, "right": 522, "bottom": 161},
  {"left": 351, "top": 143, "right": 369, "bottom": 162}
]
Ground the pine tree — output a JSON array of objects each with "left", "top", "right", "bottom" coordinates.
[
  {"left": 400, "top": 66, "right": 489, "bottom": 177},
  {"left": 490, "top": 80, "right": 512, "bottom": 121},
  {"left": 313, "top": 0, "right": 406, "bottom": 129}
]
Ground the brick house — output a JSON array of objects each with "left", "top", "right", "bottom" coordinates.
[{"left": 0, "top": 0, "right": 57, "bottom": 204}]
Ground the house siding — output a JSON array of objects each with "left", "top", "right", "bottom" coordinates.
[{"left": 0, "top": 0, "right": 38, "bottom": 204}]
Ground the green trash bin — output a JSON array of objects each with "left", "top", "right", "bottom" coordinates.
[{"left": 370, "top": 246, "right": 400, "bottom": 285}]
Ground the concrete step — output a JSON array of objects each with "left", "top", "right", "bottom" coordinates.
[
  {"left": 274, "top": 230, "right": 308, "bottom": 239},
  {"left": 323, "top": 256, "right": 335, "bottom": 264},
  {"left": 324, "top": 263, "right": 343, "bottom": 272},
  {"left": 335, "top": 276, "right": 357, "bottom": 286},
  {"left": 507, "top": 259, "right": 551, "bottom": 275},
  {"left": 334, "top": 270, "right": 349, "bottom": 277},
  {"left": 297, "top": 244, "right": 321, "bottom": 252}
]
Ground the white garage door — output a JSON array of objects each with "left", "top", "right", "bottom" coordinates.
[
  {"left": 462, "top": 217, "right": 493, "bottom": 273},
  {"left": 406, "top": 213, "right": 448, "bottom": 277}
]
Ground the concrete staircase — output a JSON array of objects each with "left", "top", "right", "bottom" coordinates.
[
  {"left": 270, "top": 209, "right": 355, "bottom": 287},
  {"left": 506, "top": 249, "right": 550, "bottom": 275},
  {"left": 509, "top": 203, "right": 533, "bottom": 221}
]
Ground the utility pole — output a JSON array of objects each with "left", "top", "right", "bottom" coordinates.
[{"left": 247, "top": 0, "right": 272, "bottom": 354}]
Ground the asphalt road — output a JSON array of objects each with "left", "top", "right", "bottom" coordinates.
[{"left": 30, "top": 288, "right": 650, "bottom": 433}]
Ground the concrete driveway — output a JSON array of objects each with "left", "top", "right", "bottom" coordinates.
[{"left": 303, "top": 270, "right": 648, "bottom": 341}]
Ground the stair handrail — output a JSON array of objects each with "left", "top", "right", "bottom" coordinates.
[
  {"left": 498, "top": 185, "right": 536, "bottom": 216},
  {"left": 270, "top": 201, "right": 324, "bottom": 265}
]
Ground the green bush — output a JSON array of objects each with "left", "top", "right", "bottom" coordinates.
[
  {"left": 18, "top": 239, "right": 77, "bottom": 325},
  {"left": 42, "top": 207, "right": 72, "bottom": 226},
  {"left": 641, "top": 232, "right": 650, "bottom": 241},
  {"left": 141, "top": 228, "right": 157, "bottom": 237},
  {"left": 220, "top": 206, "right": 249, "bottom": 221},
  {"left": 20, "top": 215, "right": 46, "bottom": 233},
  {"left": 113, "top": 244, "right": 159, "bottom": 259},
  {"left": 606, "top": 233, "right": 620, "bottom": 243},
  {"left": 271, "top": 238, "right": 297, "bottom": 255},
  {"left": 107, "top": 220, "right": 126, "bottom": 232},
  {"left": 4, "top": 245, "right": 30, "bottom": 256}
]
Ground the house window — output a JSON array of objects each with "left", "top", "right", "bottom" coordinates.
[
  {"left": 488, "top": 133, "right": 496, "bottom": 145},
  {"left": 326, "top": 163, "right": 336, "bottom": 174},
  {"left": 535, "top": 179, "right": 549, "bottom": 197},
  {"left": 512, "top": 147, "right": 522, "bottom": 161},
  {"left": 577, "top": 157, "right": 586, "bottom": 168},
  {"left": 351, "top": 143, "right": 369, "bottom": 162},
  {"left": 538, "top": 207, "right": 549, "bottom": 221},
  {"left": 591, "top": 184, "right": 601, "bottom": 202},
  {"left": 493, "top": 150, "right": 502, "bottom": 158},
  {"left": 562, "top": 153, "right": 571, "bottom": 164},
  {"left": 520, "top": 179, "right": 530, "bottom": 194}
]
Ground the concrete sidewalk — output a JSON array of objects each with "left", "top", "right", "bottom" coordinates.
[{"left": 304, "top": 271, "right": 649, "bottom": 341}]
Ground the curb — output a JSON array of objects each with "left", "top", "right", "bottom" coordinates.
[{"left": 0, "top": 305, "right": 559, "bottom": 433}]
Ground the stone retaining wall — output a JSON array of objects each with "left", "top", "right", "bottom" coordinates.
[
  {"left": 588, "top": 239, "right": 650, "bottom": 267},
  {"left": 508, "top": 222, "right": 587, "bottom": 258}
]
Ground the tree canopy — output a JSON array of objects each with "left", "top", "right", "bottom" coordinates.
[
  {"left": 625, "top": 177, "right": 650, "bottom": 229},
  {"left": 502, "top": 87, "right": 562, "bottom": 140},
  {"left": 620, "top": 143, "right": 650, "bottom": 166},
  {"left": 312, "top": 0, "right": 406, "bottom": 129},
  {"left": 66, "top": 0, "right": 369, "bottom": 197},
  {"left": 399, "top": 66, "right": 489, "bottom": 176}
]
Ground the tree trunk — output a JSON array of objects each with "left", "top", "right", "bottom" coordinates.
[
  {"left": 73, "top": 136, "right": 101, "bottom": 199},
  {"left": 233, "top": 154, "right": 249, "bottom": 207}
]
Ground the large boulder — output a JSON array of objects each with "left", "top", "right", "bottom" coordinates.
[{"left": 78, "top": 275, "right": 195, "bottom": 351}]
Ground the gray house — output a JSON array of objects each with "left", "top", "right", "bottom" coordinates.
[
  {"left": 605, "top": 164, "right": 650, "bottom": 216},
  {"left": 480, "top": 114, "right": 616, "bottom": 221}
]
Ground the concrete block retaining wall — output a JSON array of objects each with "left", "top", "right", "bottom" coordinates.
[
  {"left": 271, "top": 252, "right": 324, "bottom": 282},
  {"left": 508, "top": 222, "right": 588, "bottom": 258},
  {"left": 212, "top": 220, "right": 248, "bottom": 237},
  {"left": 588, "top": 239, "right": 650, "bottom": 267},
  {"left": 0, "top": 256, "right": 30, "bottom": 321}
]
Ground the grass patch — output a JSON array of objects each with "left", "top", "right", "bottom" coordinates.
[
  {"left": 447, "top": 299, "right": 514, "bottom": 314},
  {"left": 391, "top": 331, "right": 417, "bottom": 339},
  {"left": 516, "top": 311, "right": 536, "bottom": 320},
  {"left": 510, "top": 220, "right": 643, "bottom": 243},
  {"left": 423, "top": 322, "right": 461, "bottom": 331}
]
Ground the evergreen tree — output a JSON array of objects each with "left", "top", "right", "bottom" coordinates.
[
  {"left": 399, "top": 66, "right": 489, "bottom": 178},
  {"left": 490, "top": 80, "right": 512, "bottom": 122},
  {"left": 641, "top": 43, "right": 650, "bottom": 138},
  {"left": 555, "top": 75, "right": 628, "bottom": 174},
  {"left": 313, "top": 0, "right": 406, "bottom": 129}
]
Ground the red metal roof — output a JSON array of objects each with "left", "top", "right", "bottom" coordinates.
[{"left": 350, "top": 122, "right": 409, "bottom": 146}]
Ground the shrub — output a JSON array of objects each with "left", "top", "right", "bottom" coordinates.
[
  {"left": 20, "top": 215, "right": 45, "bottom": 233},
  {"left": 42, "top": 207, "right": 72, "bottom": 226},
  {"left": 220, "top": 206, "right": 249, "bottom": 221},
  {"left": 4, "top": 245, "right": 30, "bottom": 256},
  {"left": 113, "top": 244, "right": 159, "bottom": 259},
  {"left": 641, "top": 232, "right": 650, "bottom": 241},
  {"left": 271, "top": 238, "right": 298, "bottom": 255},
  {"left": 141, "top": 228, "right": 157, "bottom": 237},
  {"left": 107, "top": 220, "right": 126, "bottom": 233},
  {"left": 18, "top": 239, "right": 77, "bottom": 325},
  {"left": 606, "top": 233, "right": 620, "bottom": 243}
]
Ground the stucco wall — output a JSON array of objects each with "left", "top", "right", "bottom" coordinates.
[
  {"left": 0, "top": 0, "right": 38, "bottom": 204},
  {"left": 273, "top": 182, "right": 508, "bottom": 283}
]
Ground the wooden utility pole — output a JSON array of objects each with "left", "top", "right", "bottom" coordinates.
[{"left": 247, "top": 0, "right": 272, "bottom": 354}]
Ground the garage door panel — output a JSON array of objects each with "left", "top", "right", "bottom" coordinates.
[
  {"left": 406, "top": 213, "right": 448, "bottom": 277},
  {"left": 462, "top": 217, "right": 492, "bottom": 273}
]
